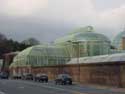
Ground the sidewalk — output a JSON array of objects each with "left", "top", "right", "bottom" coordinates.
[
  {"left": 73, "top": 82, "right": 125, "bottom": 93},
  {"left": 84, "top": 84, "right": 125, "bottom": 93},
  {"left": 108, "top": 88, "right": 125, "bottom": 93}
]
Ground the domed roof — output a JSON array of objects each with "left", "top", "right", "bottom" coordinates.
[
  {"left": 17, "top": 45, "right": 69, "bottom": 57},
  {"left": 112, "top": 30, "right": 125, "bottom": 49},
  {"left": 55, "top": 26, "right": 110, "bottom": 44},
  {"left": 10, "top": 45, "right": 70, "bottom": 67}
]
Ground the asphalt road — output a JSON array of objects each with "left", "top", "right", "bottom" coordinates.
[{"left": 0, "top": 79, "right": 124, "bottom": 94}]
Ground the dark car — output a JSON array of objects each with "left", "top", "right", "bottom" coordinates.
[
  {"left": 55, "top": 74, "right": 72, "bottom": 85},
  {"left": 0, "top": 72, "right": 9, "bottom": 79},
  {"left": 12, "top": 74, "right": 22, "bottom": 79},
  {"left": 22, "top": 73, "right": 33, "bottom": 80},
  {"left": 34, "top": 74, "right": 48, "bottom": 83}
]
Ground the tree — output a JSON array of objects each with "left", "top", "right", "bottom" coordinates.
[
  {"left": 22, "top": 37, "right": 40, "bottom": 46},
  {"left": 0, "top": 33, "right": 31, "bottom": 58},
  {"left": 0, "top": 33, "right": 7, "bottom": 41}
]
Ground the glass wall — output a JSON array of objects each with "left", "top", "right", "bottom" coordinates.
[{"left": 10, "top": 45, "right": 70, "bottom": 68}]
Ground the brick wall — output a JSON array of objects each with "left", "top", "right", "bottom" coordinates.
[{"left": 9, "top": 62, "right": 125, "bottom": 88}]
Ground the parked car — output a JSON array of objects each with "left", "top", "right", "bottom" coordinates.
[
  {"left": 22, "top": 73, "right": 33, "bottom": 80},
  {"left": 12, "top": 74, "right": 22, "bottom": 79},
  {"left": 0, "top": 72, "right": 9, "bottom": 79},
  {"left": 34, "top": 74, "right": 48, "bottom": 83},
  {"left": 55, "top": 74, "right": 72, "bottom": 85}
]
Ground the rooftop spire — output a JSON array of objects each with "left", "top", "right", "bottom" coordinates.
[{"left": 69, "top": 26, "right": 94, "bottom": 35}]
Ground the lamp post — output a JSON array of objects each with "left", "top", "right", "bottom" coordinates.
[{"left": 67, "top": 40, "right": 80, "bottom": 82}]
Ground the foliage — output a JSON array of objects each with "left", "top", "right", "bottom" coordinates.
[
  {"left": 22, "top": 37, "right": 40, "bottom": 46},
  {"left": 0, "top": 33, "right": 31, "bottom": 59}
]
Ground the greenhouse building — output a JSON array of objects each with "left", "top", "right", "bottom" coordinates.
[
  {"left": 112, "top": 29, "right": 125, "bottom": 50},
  {"left": 10, "top": 45, "right": 70, "bottom": 68},
  {"left": 10, "top": 26, "right": 111, "bottom": 69},
  {"left": 55, "top": 26, "right": 111, "bottom": 57},
  {"left": 9, "top": 26, "right": 125, "bottom": 87}
]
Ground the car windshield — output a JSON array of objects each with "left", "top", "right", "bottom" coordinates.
[
  {"left": 36, "top": 74, "right": 47, "bottom": 76},
  {"left": 41, "top": 74, "right": 47, "bottom": 76},
  {"left": 58, "top": 74, "right": 71, "bottom": 78},
  {"left": 0, "top": 72, "right": 5, "bottom": 75}
]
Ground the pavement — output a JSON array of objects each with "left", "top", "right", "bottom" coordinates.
[{"left": 0, "top": 79, "right": 124, "bottom": 94}]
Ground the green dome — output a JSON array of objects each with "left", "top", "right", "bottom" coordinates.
[
  {"left": 10, "top": 45, "right": 70, "bottom": 68},
  {"left": 55, "top": 26, "right": 110, "bottom": 44},
  {"left": 112, "top": 31, "right": 125, "bottom": 49},
  {"left": 55, "top": 26, "right": 110, "bottom": 57},
  {"left": 75, "top": 32, "right": 110, "bottom": 42}
]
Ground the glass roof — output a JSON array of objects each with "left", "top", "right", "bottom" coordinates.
[
  {"left": 55, "top": 26, "right": 110, "bottom": 44},
  {"left": 112, "top": 31, "right": 125, "bottom": 49},
  {"left": 16, "top": 45, "right": 70, "bottom": 57},
  {"left": 10, "top": 45, "right": 70, "bottom": 67}
]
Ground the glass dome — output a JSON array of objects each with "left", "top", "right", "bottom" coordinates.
[
  {"left": 55, "top": 26, "right": 111, "bottom": 57},
  {"left": 112, "top": 30, "right": 125, "bottom": 50},
  {"left": 10, "top": 45, "right": 70, "bottom": 68},
  {"left": 55, "top": 26, "right": 110, "bottom": 44}
]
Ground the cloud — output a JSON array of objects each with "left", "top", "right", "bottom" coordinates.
[
  {"left": 0, "top": 0, "right": 125, "bottom": 42},
  {"left": 0, "top": 0, "right": 48, "bottom": 16},
  {"left": 95, "top": 5, "right": 125, "bottom": 38},
  {"left": 48, "top": 0, "right": 95, "bottom": 20},
  {"left": 99, "top": 5, "right": 125, "bottom": 27}
]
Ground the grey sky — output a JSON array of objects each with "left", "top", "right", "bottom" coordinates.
[
  {"left": 0, "top": 0, "right": 125, "bottom": 43},
  {"left": 94, "top": 0, "right": 125, "bottom": 11}
]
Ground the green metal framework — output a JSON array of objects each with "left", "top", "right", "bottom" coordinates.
[
  {"left": 10, "top": 45, "right": 70, "bottom": 68},
  {"left": 55, "top": 26, "right": 111, "bottom": 57},
  {"left": 112, "top": 31, "right": 125, "bottom": 50},
  {"left": 10, "top": 26, "right": 111, "bottom": 68}
]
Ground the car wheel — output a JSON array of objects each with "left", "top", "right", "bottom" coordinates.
[
  {"left": 45, "top": 79, "right": 48, "bottom": 83},
  {"left": 61, "top": 81, "right": 64, "bottom": 85},
  {"left": 41, "top": 80, "right": 43, "bottom": 83},
  {"left": 63, "top": 81, "right": 66, "bottom": 85},
  {"left": 69, "top": 81, "right": 72, "bottom": 85},
  {"left": 55, "top": 81, "right": 58, "bottom": 85}
]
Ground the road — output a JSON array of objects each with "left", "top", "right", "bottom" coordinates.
[{"left": 0, "top": 79, "right": 124, "bottom": 94}]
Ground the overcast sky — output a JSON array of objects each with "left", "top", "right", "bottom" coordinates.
[{"left": 0, "top": 0, "right": 125, "bottom": 43}]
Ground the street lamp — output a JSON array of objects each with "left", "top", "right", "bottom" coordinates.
[{"left": 67, "top": 40, "right": 80, "bottom": 82}]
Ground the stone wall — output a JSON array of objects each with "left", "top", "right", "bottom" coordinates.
[
  {"left": 9, "top": 62, "right": 125, "bottom": 88},
  {"left": 120, "top": 64, "right": 125, "bottom": 87}
]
